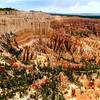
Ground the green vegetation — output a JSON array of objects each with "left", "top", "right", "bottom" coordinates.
[
  {"left": 0, "top": 32, "right": 100, "bottom": 100},
  {"left": 0, "top": 8, "right": 17, "bottom": 11},
  {"left": 0, "top": 56, "right": 100, "bottom": 99},
  {"left": 0, "top": 32, "right": 21, "bottom": 58}
]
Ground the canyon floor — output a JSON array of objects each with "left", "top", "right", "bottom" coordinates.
[{"left": 0, "top": 10, "right": 100, "bottom": 100}]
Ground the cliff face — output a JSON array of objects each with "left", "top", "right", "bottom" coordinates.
[
  {"left": 0, "top": 11, "right": 52, "bottom": 46},
  {"left": 0, "top": 11, "right": 51, "bottom": 35},
  {"left": 0, "top": 11, "right": 100, "bottom": 46},
  {"left": 0, "top": 11, "right": 100, "bottom": 38}
]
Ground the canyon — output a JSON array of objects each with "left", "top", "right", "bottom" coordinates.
[
  {"left": 0, "top": 10, "right": 100, "bottom": 67},
  {"left": 0, "top": 10, "right": 100, "bottom": 100},
  {"left": 0, "top": 11, "right": 100, "bottom": 45}
]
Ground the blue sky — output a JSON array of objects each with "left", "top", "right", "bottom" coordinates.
[{"left": 0, "top": 0, "right": 100, "bottom": 13}]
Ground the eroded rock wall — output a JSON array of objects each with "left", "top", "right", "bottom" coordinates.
[{"left": 0, "top": 11, "right": 51, "bottom": 35}]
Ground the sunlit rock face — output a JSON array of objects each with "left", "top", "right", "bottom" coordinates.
[
  {"left": 0, "top": 10, "right": 100, "bottom": 100},
  {"left": 0, "top": 10, "right": 100, "bottom": 64},
  {"left": 0, "top": 10, "right": 52, "bottom": 46},
  {"left": 0, "top": 11, "right": 51, "bottom": 35},
  {"left": 0, "top": 10, "right": 100, "bottom": 46},
  {"left": 0, "top": 11, "right": 100, "bottom": 37}
]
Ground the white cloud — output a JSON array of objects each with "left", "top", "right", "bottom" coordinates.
[
  {"left": 5, "top": 0, "right": 29, "bottom": 3},
  {"left": 68, "top": 1, "right": 100, "bottom": 13},
  {"left": 5, "top": 0, "right": 19, "bottom": 3},
  {"left": 88, "top": 1, "right": 100, "bottom": 6},
  {"left": 1, "top": 0, "right": 100, "bottom": 13},
  {"left": 70, "top": 3, "right": 80, "bottom": 10}
]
